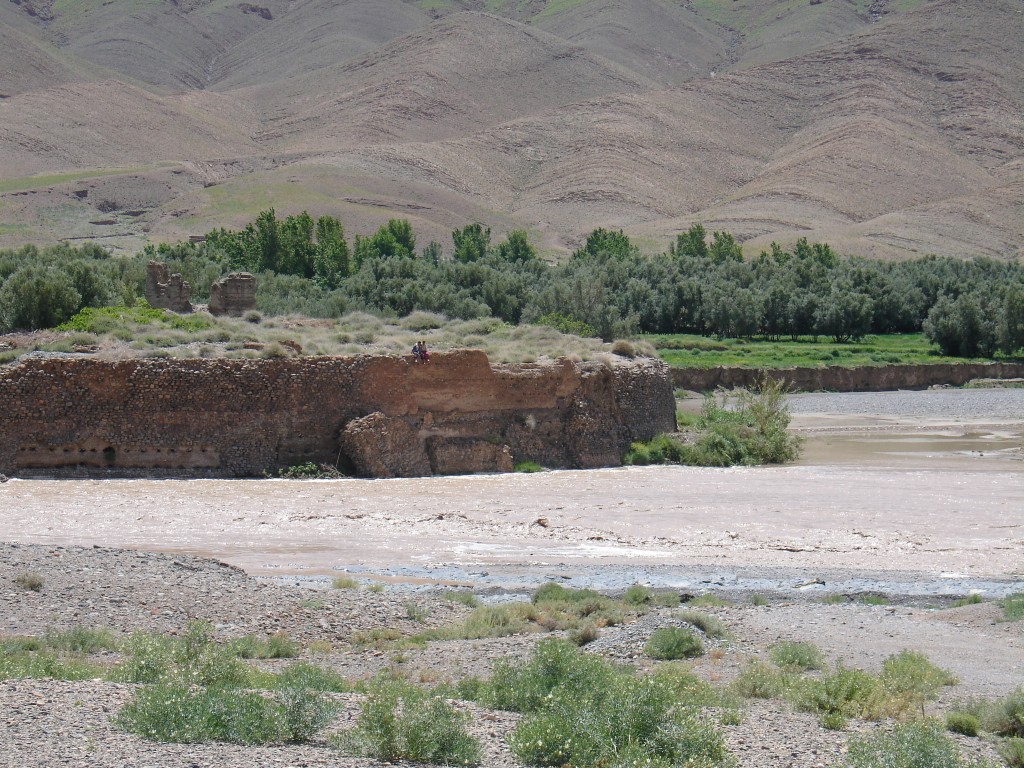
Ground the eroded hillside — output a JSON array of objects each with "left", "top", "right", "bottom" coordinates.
[{"left": 0, "top": 0, "right": 1020, "bottom": 259}]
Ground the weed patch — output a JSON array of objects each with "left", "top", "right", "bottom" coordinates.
[
  {"left": 499, "top": 640, "right": 731, "bottom": 768},
  {"left": 1002, "top": 593, "right": 1024, "bottom": 621},
  {"left": 645, "top": 627, "right": 704, "bottom": 660},
  {"left": 336, "top": 676, "right": 481, "bottom": 765},
  {"left": 839, "top": 720, "right": 998, "bottom": 767},
  {"left": 769, "top": 640, "right": 824, "bottom": 671}
]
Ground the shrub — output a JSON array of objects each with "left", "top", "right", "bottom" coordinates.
[
  {"left": 880, "top": 650, "right": 957, "bottom": 715},
  {"left": 569, "top": 623, "right": 600, "bottom": 646},
  {"left": 45, "top": 626, "right": 119, "bottom": 654},
  {"left": 951, "top": 594, "right": 984, "bottom": 607},
  {"left": 623, "top": 433, "right": 685, "bottom": 465},
  {"left": 405, "top": 602, "right": 429, "bottom": 623},
  {"left": 13, "top": 572, "right": 43, "bottom": 591},
  {"left": 0, "top": 265, "right": 81, "bottom": 331},
  {"left": 795, "top": 666, "right": 889, "bottom": 721},
  {"left": 513, "top": 460, "right": 544, "bottom": 473},
  {"left": 115, "top": 684, "right": 293, "bottom": 745},
  {"left": 645, "top": 627, "right": 704, "bottom": 660},
  {"left": 505, "top": 647, "right": 731, "bottom": 768},
  {"left": 611, "top": 339, "right": 636, "bottom": 357},
  {"left": 332, "top": 575, "right": 359, "bottom": 589},
  {"left": 623, "top": 584, "right": 652, "bottom": 606},
  {"left": 839, "top": 720, "right": 999, "bottom": 768},
  {"left": 0, "top": 644, "right": 105, "bottom": 681},
  {"left": 1003, "top": 593, "right": 1024, "bottom": 621},
  {"left": 440, "top": 590, "right": 480, "bottom": 608},
  {"left": 945, "top": 712, "right": 980, "bottom": 737},
  {"left": 1000, "top": 738, "right": 1024, "bottom": 768},
  {"left": 110, "top": 621, "right": 250, "bottom": 687},
  {"left": 481, "top": 638, "right": 616, "bottom": 713},
  {"left": 274, "top": 661, "right": 349, "bottom": 693},
  {"left": 229, "top": 632, "right": 299, "bottom": 660},
  {"left": 730, "top": 661, "right": 791, "bottom": 699},
  {"left": 337, "top": 676, "right": 481, "bottom": 765},
  {"left": 676, "top": 609, "right": 729, "bottom": 639},
  {"left": 769, "top": 640, "right": 825, "bottom": 671},
  {"left": 280, "top": 462, "right": 342, "bottom": 479},
  {"left": 687, "top": 594, "right": 729, "bottom": 608}
]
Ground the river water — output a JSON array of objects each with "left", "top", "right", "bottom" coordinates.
[{"left": 1, "top": 388, "right": 1021, "bottom": 595}]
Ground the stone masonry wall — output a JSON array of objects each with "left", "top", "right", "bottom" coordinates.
[{"left": 0, "top": 351, "right": 676, "bottom": 478}]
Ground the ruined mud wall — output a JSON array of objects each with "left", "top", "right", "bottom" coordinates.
[
  {"left": 0, "top": 352, "right": 676, "bottom": 478},
  {"left": 671, "top": 362, "right": 1024, "bottom": 392}
]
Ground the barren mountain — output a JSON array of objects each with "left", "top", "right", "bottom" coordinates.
[{"left": 0, "top": 0, "right": 1020, "bottom": 259}]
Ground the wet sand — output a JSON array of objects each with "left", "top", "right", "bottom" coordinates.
[{"left": 1, "top": 387, "right": 1021, "bottom": 587}]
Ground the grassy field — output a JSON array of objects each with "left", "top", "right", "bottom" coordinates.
[{"left": 649, "top": 333, "right": 1007, "bottom": 370}]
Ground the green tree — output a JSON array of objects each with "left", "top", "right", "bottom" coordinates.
[
  {"left": 997, "top": 285, "right": 1024, "bottom": 355},
  {"left": 671, "top": 223, "right": 708, "bottom": 259},
  {"left": 452, "top": 223, "right": 491, "bottom": 263},
  {"left": 814, "top": 289, "right": 873, "bottom": 343},
  {"left": 0, "top": 265, "right": 82, "bottom": 331},
  {"left": 573, "top": 228, "right": 634, "bottom": 261},
  {"left": 708, "top": 231, "right": 743, "bottom": 263},
  {"left": 313, "top": 215, "right": 350, "bottom": 288},
  {"left": 496, "top": 230, "right": 537, "bottom": 263}
]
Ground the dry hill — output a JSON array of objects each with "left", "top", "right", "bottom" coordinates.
[{"left": 0, "top": 0, "right": 1020, "bottom": 259}]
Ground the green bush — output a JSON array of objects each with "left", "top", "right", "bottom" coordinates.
[
  {"left": 1003, "top": 593, "right": 1024, "bottom": 621},
  {"left": 880, "top": 650, "right": 957, "bottom": 715},
  {"left": 623, "top": 433, "right": 686, "bottom": 465},
  {"left": 945, "top": 712, "right": 980, "bottom": 737},
  {"left": 1000, "top": 738, "right": 1024, "bottom": 768},
  {"left": 481, "top": 638, "right": 616, "bottom": 713},
  {"left": 730, "top": 661, "right": 792, "bottom": 700},
  {"left": 635, "top": 378, "right": 801, "bottom": 467},
  {"left": 794, "top": 666, "right": 889, "bottom": 721},
  {"left": 115, "top": 683, "right": 323, "bottom": 745},
  {"left": 513, "top": 460, "right": 544, "bottom": 473},
  {"left": 45, "top": 626, "right": 119, "bottom": 654},
  {"left": 676, "top": 609, "right": 729, "bottom": 639},
  {"left": 950, "top": 594, "right": 984, "bottom": 607},
  {"left": 110, "top": 621, "right": 250, "bottom": 687},
  {"left": 0, "top": 265, "right": 81, "bottom": 331},
  {"left": 440, "top": 590, "right": 481, "bottom": 608},
  {"left": 645, "top": 627, "right": 704, "bottom": 660},
  {"left": 769, "top": 640, "right": 825, "bottom": 671},
  {"left": 506, "top": 649, "right": 730, "bottom": 768},
  {"left": 229, "top": 632, "right": 299, "bottom": 660},
  {"left": 0, "top": 645, "right": 105, "bottom": 681},
  {"left": 623, "top": 584, "right": 653, "bottom": 606},
  {"left": 337, "top": 676, "right": 481, "bottom": 765},
  {"left": 273, "top": 661, "right": 349, "bottom": 693},
  {"left": 839, "top": 720, "right": 998, "bottom": 768}
]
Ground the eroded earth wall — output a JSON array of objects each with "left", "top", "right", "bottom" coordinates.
[
  {"left": 0, "top": 351, "right": 676, "bottom": 477},
  {"left": 672, "top": 362, "right": 1024, "bottom": 392}
]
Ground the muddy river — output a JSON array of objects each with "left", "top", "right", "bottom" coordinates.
[{"left": 1, "top": 388, "right": 1021, "bottom": 594}]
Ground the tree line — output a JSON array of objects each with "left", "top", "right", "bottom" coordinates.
[{"left": 1, "top": 210, "right": 1022, "bottom": 358}]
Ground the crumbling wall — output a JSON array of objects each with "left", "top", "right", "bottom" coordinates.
[
  {"left": 144, "top": 261, "right": 193, "bottom": 313},
  {"left": 0, "top": 352, "right": 676, "bottom": 478},
  {"left": 208, "top": 272, "right": 256, "bottom": 316}
]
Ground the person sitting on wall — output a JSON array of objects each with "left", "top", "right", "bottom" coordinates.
[
  {"left": 411, "top": 342, "right": 423, "bottom": 363},
  {"left": 418, "top": 340, "right": 430, "bottom": 363}
]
